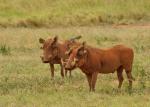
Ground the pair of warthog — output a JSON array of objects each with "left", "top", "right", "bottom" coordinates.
[{"left": 39, "top": 36, "right": 135, "bottom": 91}]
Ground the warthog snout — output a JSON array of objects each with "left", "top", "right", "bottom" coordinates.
[
  {"left": 65, "top": 59, "right": 76, "bottom": 69},
  {"left": 40, "top": 55, "right": 50, "bottom": 63}
]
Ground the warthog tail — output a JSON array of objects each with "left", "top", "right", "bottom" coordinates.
[{"left": 69, "top": 35, "right": 82, "bottom": 41}]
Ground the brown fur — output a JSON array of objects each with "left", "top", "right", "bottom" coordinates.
[
  {"left": 39, "top": 36, "right": 81, "bottom": 79},
  {"left": 65, "top": 42, "right": 135, "bottom": 91}
]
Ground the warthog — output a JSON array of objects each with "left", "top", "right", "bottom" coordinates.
[
  {"left": 65, "top": 42, "right": 135, "bottom": 91},
  {"left": 39, "top": 36, "right": 81, "bottom": 79}
]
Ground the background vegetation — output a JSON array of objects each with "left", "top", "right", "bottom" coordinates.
[{"left": 0, "top": 0, "right": 150, "bottom": 27}]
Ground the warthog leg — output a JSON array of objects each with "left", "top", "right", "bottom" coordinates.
[
  {"left": 50, "top": 63, "right": 54, "bottom": 79},
  {"left": 86, "top": 74, "right": 92, "bottom": 92},
  {"left": 125, "top": 70, "right": 134, "bottom": 89},
  {"left": 60, "top": 63, "right": 64, "bottom": 78},
  {"left": 91, "top": 72, "right": 98, "bottom": 92},
  {"left": 117, "top": 66, "right": 124, "bottom": 88}
]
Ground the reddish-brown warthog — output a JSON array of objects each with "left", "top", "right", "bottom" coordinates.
[
  {"left": 39, "top": 36, "right": 81, "bottom": 79},
  {"left": 65, "top": 42, "right": 135, "bottom": 91}
]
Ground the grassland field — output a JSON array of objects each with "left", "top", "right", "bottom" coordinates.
[
  {"left": 0, "top": 25, "right": 150, "bottom": 107},
  {"left": 0, "top": 0, "right": 150, "bottom": 27},
  {"left": 0, "top": 0, "right": 150, "bottom": 107}
]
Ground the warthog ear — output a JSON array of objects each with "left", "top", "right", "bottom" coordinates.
[
  {"left": 79, "top": 41, "right": 86, "bottom": 49},
  {"left": 82, "top": 41, "right": 86, "bottom": 47},
  {"left": 53, "top": 36, "right": 58, "bottom": 42},
  {"left": 77, "top": 41, "right": 87, "bottom": 56},
  {"left": 51, "top": 36, "right": 58, "bottom": 46},
  {"left": 39, "top": 38, "right": 45, "bottom": 44}
]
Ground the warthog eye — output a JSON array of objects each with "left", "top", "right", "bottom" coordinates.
[{"left": 40, "top": 47, "right": 43, "bottom": 49}]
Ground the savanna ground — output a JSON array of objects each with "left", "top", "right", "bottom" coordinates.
[
  {"left": 0, "top": 26, "right": 150, "bottom": 107},
  {"left": 0, "top": 0, "right": 150, "bottom": 107}
]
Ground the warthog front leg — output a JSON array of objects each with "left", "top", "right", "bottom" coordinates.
[
  {"left": 49, "top": 63, "right": 54, "bottom": 79},
  {"left": 60, "top": 63, "right": 64, "bottom": 78},
  {"left": 86, "top": 74, "right": 92, "bottom": 92},
  {"left": 91, "top": 72, "right": 98, "bottom": 92}
]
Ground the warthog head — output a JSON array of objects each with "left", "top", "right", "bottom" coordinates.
[
  {"left": 39, "top": 36, "right": 59, "bottom": 63},
  {"left": 65, "top": 42, "right": 88, "bottom": 69}
]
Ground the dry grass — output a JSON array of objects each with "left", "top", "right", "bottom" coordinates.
[
  {"left": 0, "top": 26, "right": 150, "bottom": 106},
  {"left": 0, "top": 0, "right": 150, "bottom": 27}
]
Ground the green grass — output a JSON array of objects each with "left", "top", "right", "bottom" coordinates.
[
  {"left": 0, "top": 26, "right": 150, "bottom": 106},
  {"left": 0, "top": 0, "right": 150, "bottom": 27},
  {"left": 0, "top": 44, "right": 11, "bottom": 55}
]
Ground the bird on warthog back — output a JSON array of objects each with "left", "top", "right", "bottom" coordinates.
[
  {"left": 65, "top": 42, "right": 135, "bottom": 91},
  {"left": 39, "top": 35, "right": 81, "bottom": 79}
]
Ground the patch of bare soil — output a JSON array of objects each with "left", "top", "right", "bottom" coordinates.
[{"left": 112, "top": 23, "right": 150, "bottom": 28}]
